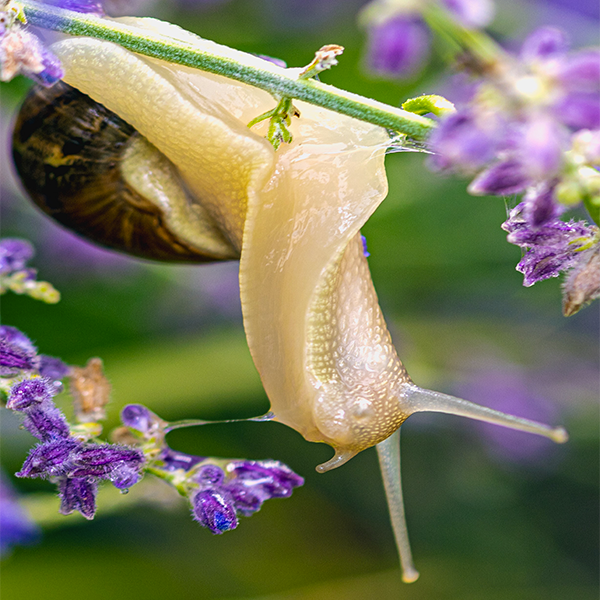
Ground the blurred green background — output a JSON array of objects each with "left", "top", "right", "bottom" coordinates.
[{"left": 1, "top": 1, "right": 598, "bottom": 599}]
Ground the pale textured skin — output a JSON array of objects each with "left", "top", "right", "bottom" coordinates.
[{"left": 51, "top": 18, "right": 413, "bottom": 465}]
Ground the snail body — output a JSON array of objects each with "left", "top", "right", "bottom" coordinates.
[{"left": 12, "top": 16, "right": 568, "bottom": 582}]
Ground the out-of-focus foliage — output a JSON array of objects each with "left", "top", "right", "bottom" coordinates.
[{"left": 0, "top": 1, "right": 597, "bottom": 599}]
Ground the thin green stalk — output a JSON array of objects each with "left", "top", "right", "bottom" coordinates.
[{"left": 18, "top": 0, "right": 436, "bottom": 140}]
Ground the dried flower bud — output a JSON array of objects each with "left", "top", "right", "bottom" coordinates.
[
  {"left": 562, "top": 244, "right": 600, "bottom": 316},
  {"left": 69, "top": 358, "right": 111, "bottom": 423}
]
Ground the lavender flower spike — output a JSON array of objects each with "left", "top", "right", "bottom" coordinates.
[
  {"left": 192, "top": 490, "right": 238, "bottom": 534},
  {"left": 58, "top": 477, "right": 97, "bottom": 520},
  {"left": 502, "top": 204, "right": 599, "bottom": 287},
  {"left": 8, "top": 378, "right": 70, "bottom": 441},
  {"left": 188, "top": 459, "right": 304, "bottom": 532},
  {"left": 8, "top": 378, "right": 145, "bottom": 519}
]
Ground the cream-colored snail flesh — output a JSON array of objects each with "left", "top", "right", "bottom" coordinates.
[{"left": 11, "top": 17, "right": 568, "bottom": 583}]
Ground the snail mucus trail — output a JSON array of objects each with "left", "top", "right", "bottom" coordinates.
[{"left": 11, "top": 23, "right": 569, "bottom": 583}]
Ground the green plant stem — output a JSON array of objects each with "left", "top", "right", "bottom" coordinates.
[{"left": 19, "top": 0, "right": 436, "bottom": 140}]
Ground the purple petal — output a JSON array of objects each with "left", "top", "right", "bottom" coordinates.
[
  {"left": 502, "top": 205, "right": 597, "bottom": 286},
  {"left": 519, "top": 116, "right": 565, "bottom": 181},
  {"left": 7, "top": 378, "right": 54, "bottom": 411},
  {"left": 58, "top": 477, "right": 97, "bottom": 519},
  {"left": 366, "top": 16, "right": 430, "bottom": 78},
  {"left": 522, "top": 184, "right": 565, "bottom": 228},
  {"left": 225, "top": 483, "right": 264, "bottom": 516},
  {"left": 70, "top": 444, "right": 144, "bottom": 480},
  {"left": 441, "top": 0, "right": 495, "bottom": 28},
  {"left": 227, "top": 460, "right": 304, "bottom": 498},
  {"left": 520, "top": 27, "right": 569, "bottom": 63},
  {"left": 429, "top": 110, "right": 502, "bottom": 173},
  {"left": 0, "top": 239, "right": 34, "bottom": 275},
  {"left": 22, "top": 404, "right": 71, "bottom": 441},
  {"left": 0, "top": 338, "right": 37, "bottom": 375},
  {"left": 361, "top": 235, "right": 370, "bottom": 258},
  {"left": 0, "top": 326, "right": 37, "bottom": 355},
  {"left": 42, "top": 0, "right": 104, "bottom": 14},
  {"left": 194, "top": 464, "right": 225, "bottom": 487},
  {"left": 38, "top": 355, "right": 70, "bottom": 380},
  {"left": 556, "top": 92, "right": 600, "bottom": 130},
  {"left": 120, "top": 403, "right": 166, "bottom": 438},
  {"left": 254, "top": 54, "right": 287, "bottom": 68},
  {"left": 468, "top": 160, "right": 531, "bottom": 195},
  {"left": 158, "top": 447, "right": 205, "bottom": 472},
  {"left": 192, "top": 489, "right": 237, "bottom": 534},
  {"left": 558, "top": 50, "right": 600, "bottom": 93},
  {"left": 16, "top": 439, "right": 80, "bottom": 479}
]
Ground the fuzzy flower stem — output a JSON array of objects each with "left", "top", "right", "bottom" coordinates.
[
  {"left": 18, "top": 0, "right": 435, "bottom": 140},
  {"left": 422, "top": 3, "right": 506, "bottom": 69}
]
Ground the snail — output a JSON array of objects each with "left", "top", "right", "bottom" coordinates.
[{"left": 11, "top": 16, "right": 568, "bottom": 582}]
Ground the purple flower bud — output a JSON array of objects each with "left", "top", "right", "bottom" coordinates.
[
  {"left": 225, "top": 483, "right": 264, "bottom": 516},
  {"left": 0, "top": 239, "right": 34, "bottom": 275},
  {"left": 468, "top": 159, "right": 531, "bottom": 196},
  {"left": 37, "top": 355, "right": 70, "bottom": 379},
  {"left": 192, "top": 489, "right": 237, "bottom": 534},
  {"left": 7, "top": 378, "right": 54, "bottom": 411},
  {"left": 22, "top": 404, "right": 71, "bottom": 441},
  {"left": 520, "top": 27, "right": 569, "bottom": 63},
  {"left": 159, "top": 447, "right": 205, "bottom": 472},
  {"left": 16, "top": 439, "right": 80, "bottom": 479},
  {"left": 361, "top": 235, "right": 370, "bottom": 258},
  {"left": 227, "top": 460, "right": 305, "bottom": 498},
  {"left": 69, "top": 444, "right": 144, "bottom": 482},
  {"left": 522, "top": 184, "right": 565, "bottom": 228},
  {"left": 121, "top": 404, "right": 159, "bottom": 435},
  {"left": 429, "top": 110, "right": 503, "bottom": 173},
  {"left": 556, "top": 92, "right": 600, "bottom": 131},
  {"left": 441, "top": 0, "right": 495, "bottom": 29},
  {"left": 0, "top": 338, "right": 37, "bottom": 375},
  {"left": 195, "top": 464, "right": 225, "bottom": 486},
  {"left": 366, "top": 16, "right": 430, "bottom": 79},
  {"left": 58, "top": 477, "right": 97, "bottom": 520},
  {"left": 0, "top": 473, "right": 39, "bottom": 555},
  {"left": 0, "top": 326, "right": 36, "bottom": 356}
]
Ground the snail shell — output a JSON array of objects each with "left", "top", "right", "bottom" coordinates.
[{"left": 12, "top": 81, "right": 237, "bottom": 262}]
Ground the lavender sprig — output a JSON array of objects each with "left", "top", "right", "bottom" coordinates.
[
  {"left": 6, "top": 377, "right": 145, "bottom": 519},
  {"left": 0, "top": 239, "right": 60, "bottom": 304},
  {"left": 120, "top": 404, "right": 304, "bottom": 534},
  {"left": 427, "top": 27, "right": 600, "bottom": 313}
]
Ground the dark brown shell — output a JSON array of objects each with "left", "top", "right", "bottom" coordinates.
[{"left": 12, "top": 81, "right": 232, "bottom": 263}]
